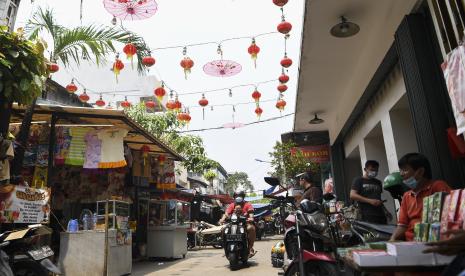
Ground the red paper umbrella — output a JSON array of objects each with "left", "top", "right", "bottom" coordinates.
[
  {"left": 203, "top": 60, "right": 242, "bottom": 77},
  {"left": 123, "top": 43, "right": 137, "bottom": 67},
  {"left": 142, "top": 54, "right": 156, "bottom": 67},
  {"left": 121, "top": 96, "right": 131, "bottom": 108},
  {"left": 66, "top": 79, "right": 78, "bottom": 93},
  {"left": 252, "top": 90, "right": 261, "bottom": 105},
  {"left": 145, "top": 100, "right": 156, "bottom": 109},
  {"left": 198, "top": 94, "right": 209, "bottom": 120},
  {"left": 223, "top": 122, "right": 245, "bottom": 129},
  {"left": 180, "top": 57, "right": 194, "bottom": 79},
  {"left": 255, "top": 106, "right": 263, "bottom": 120},
  {"left": 273, "top": 0, "right": 288, "bottom": 7},
  {"left": 103, "top": 0, "right": 158, "bottom": 20},
  {"left": 279, "top": 73, "right": 289, "bottom": 83},
  {"left": 48, "top": 62, "right": 59, "bottom": 73},
  {"left": 79, "top": 89, "right": 90, "bottom": 103},
  {"left": 277, "top": 84, "right": 288, "bottom": 93},
  {"left": 281, "top": 55, "right": 293, "bottom": 68},
  {"left": 248, "top": 38, "right": 260, "bottom": 68},
  {"left": 276, "top": 99, "right": 287, "bottom": 111},
  {"left": 277, "top": 20, "right": 292, "bottom": 34},
  {"left": 96, "top": 95, "right": 106, "bottom": 107}
]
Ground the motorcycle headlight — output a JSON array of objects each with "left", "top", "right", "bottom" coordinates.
[
  {"left": 231, "top": 214, "right": 238, "bottom": 223},
  {"left": 239, "top": 226, "right": 245, "bottom": 234},
  {"left": 306, "top": 213, "right": 328, "bottom": 233},
  {"left": 224, "top": 228, "right": 229, "bottom": 234}
]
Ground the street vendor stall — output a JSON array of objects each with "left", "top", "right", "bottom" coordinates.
[{"left": 9, "top": 104, "right": 183, "bottom": 276}]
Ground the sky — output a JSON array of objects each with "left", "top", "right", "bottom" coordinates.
[{"left": 15, "top": 0, "right": 305, "bottom": 191}]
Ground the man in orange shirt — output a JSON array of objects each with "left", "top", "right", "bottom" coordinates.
[{"left": 390, "top": 153, "right": 451, "bottom": 241}]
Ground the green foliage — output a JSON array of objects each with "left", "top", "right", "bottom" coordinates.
[
  {"left": 126, "top": 103, "right": 218, "bottom": 174},
  {"left": 0, "top": 27, "right": 48, "bottom": 104},
  {"left": 268, "top": 141, "right": 318, "bottom": 184},
  {"left": 203, "top": 170, "right": 217, "bottom": 183},
  {"left": 26, "top": 7, "right": 150, "bottom": 73},
  {"left": 225, "top": 172, "right": 253, "bottom": 194}
]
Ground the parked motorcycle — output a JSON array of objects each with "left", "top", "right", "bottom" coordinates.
[
  {"left": 188, "top": 221, "right": 223, "bottom": 249},
  {"left": 0, "top": 224, "right": 61, "bottom": 276},
  {"left": 222, "top": 213, "right": 249, "bottom": 270}
]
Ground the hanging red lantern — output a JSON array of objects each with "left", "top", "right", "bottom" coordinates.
[
  {"left": 198, "top": 94, "right": 209, "bottom": 120},
  {"left": 141, "top": 145, "right": 150, "bottom": 165},
  {"left": 279, "top": 73, "right": 289, "bottom": 83},
  {"left": 79, "top": 89, "right": 90, "bottom": 103},
  {"left": 252, "top": 90, "right": 261, "bottom": 105},
  {"left": 255, "top": 106, "right": 263, "bottom": 119},
  {"left": 96, "top": 95, "right": 106, "bottom": 107},
  {"left": 66, "top": 79, "right": 78, "bottom": 93},
  {"left": 166, "top": 99, "right": 176, "bottom": 111},
  {"left": 180, "top": 57, "right": 194, "bottom": 79},
  {"left": 154, "top": 84, "right": 166, "bottom": 105},
  {"left": 184, "top": 112, "right": 192, "bottom": 125},
  {"left": 281, "top": 56, "right": 293, "bottom": 68},
  {"left": 277, "top": 84, "right": 288, "bottom": 93},
  {"left": 48, "top": 63, "right": 59, "bottom": 73},
  {"left": 158, "top": 154, "right": 166, "bottom": 166},
  {"left": 177, "top": 111, "right": 187, "bottom": 123},
  {"left": 120, "top": 96, "right": 131, "bottom": 108},
  {"left": 145, "top": 100, "right": 156, "bottom": 109},
  {"left": 123, "top": 43, "right": 137, "bottom": 68},
  {"left": 248, "top": 38, "right": 260, "bottom": 68},
  {"left": 273, "top": 0, "right": 288, "bottom": 6},
  {"left": 142, "top": 54, "right": 156, "bottom": 67},
  {"left": 174, "top": 96, "right": 182, "bottom": 112},
  {"left": 113, "top": 55, "right": 125, "bottom": 82},
  {"left": 276, "top": 99, "right": 287, "bottom": 111},
  {"left": 277, "top": 20, "right": 292, "bottom": 34}
]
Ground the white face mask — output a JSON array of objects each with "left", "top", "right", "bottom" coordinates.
[{"left": 367, "top": 170, "right": 378, "bottom": 178}]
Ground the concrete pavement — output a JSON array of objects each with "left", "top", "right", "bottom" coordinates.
[{"left": 132, "top": 235, "right": 284, "bottom": 276}]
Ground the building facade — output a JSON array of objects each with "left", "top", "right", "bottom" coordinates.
[{"left": 0, "top": 0, "right": 20, "bottom": 31}]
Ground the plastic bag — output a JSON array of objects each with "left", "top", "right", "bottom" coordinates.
[{"left": 443, "top": 45, "right": 465, "bottom": 134}]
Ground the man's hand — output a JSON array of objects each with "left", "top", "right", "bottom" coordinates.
[
  {"left": 369, "top": 199, "right": 383, "bottom": 206},
  {"left": 424, "top": 229, "right": 465, "bottom": 256}
]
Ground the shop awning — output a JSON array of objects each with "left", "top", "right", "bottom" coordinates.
[{"left": 10, "top": 103, "right": 183, "bottom": 161}]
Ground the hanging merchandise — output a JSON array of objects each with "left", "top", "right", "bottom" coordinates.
[
  {"left": 279, "top": 72, "right": 289, "bottom": 83},
  {"left": 198, "top": 94, "right": 209, "bottom": 120},
  {"left": 204, "top": 44, "right": 242, "bottom": 77},
  {"left": 272, "top": 0, "right": 288, "bottom": 7},
  {"left": 252, "top": 89, "right": 261, "bottom": 105},
  {"left": 276, "top": 98, "right": 286, "bottom": 112},
  {"left": 120, "top": 96, "right": 132, "bottom": 108},
  {"left": 140, "top": 145, "right": 150, "bottom": 165},
  {"left": 157, "top": 154, "right": 166, "bottom": 166},
  {"left": 79, "top": 89, "right": 90, "bottom": 103},
  {"left": 97, "top": 128, "right": 129, "bottom": 168},
  {"left": 96, "top": 95, "right": 106, "bottom": 107},
  {"left": 65, "top": 127, "right": 91, "bottom": 166},
  {"left": 281, "top": 55, "right": 292, "bottom": 68},
  {"left": 66, "top": 79, "right": 78, "bottom": 93},
  {"left": 123, "top": 42, "right": 137, "bottom": 68},
  {"left": 180, "top": 47, "right": 194, "bottom": 80},
  {"left": 142, "top": 52, "right": 156, "bottom": 67},
  {"left": 83, "top": 130, "right": 102, "bottom": 169},
  {"left": 255, "top": 106, "right": 263, "bottom": 120},
  {"left": 248, "top": 38, "right": 260, "bottom": 68},
  {"left": 103, "top": 0, "right": 158, "bottom": 21},
  {"left": 48, "top": 62, "right": 59, "bottom": 73},
  {"left": 54, "top": 127, "right": 71, "bottom": 166},
  {"left": 112, "top": 54, "right": 125, "bottom": 82},
  {"left": 277, "top": 83, "right": 288, "bottom": 93}
]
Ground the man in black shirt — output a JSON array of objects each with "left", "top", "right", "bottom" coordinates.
[{"left": 350, "top": 160, "right": 387, "bottom": 224}]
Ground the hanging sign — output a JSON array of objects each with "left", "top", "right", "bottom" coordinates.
[
  {"left": 0, "top": 185, "right": 50, "bottom": 223},
  {"left": 291, "top": 144, "right": 330, "bottom": 163}
]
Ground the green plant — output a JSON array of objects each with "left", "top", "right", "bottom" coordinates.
[
  {"left": 225, "top": 172, "right": 253, "bottom": 194},
  {"left": 203, "top": 170, "right": 217, "bottom": 184}
]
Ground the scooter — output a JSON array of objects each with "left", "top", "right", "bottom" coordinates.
[
  {"left": 222, "top": 213, "right": 249, "bottom": 270},
  {"left": 188, "top": 221, "right": 224, "bottom": 249},
  {"left": 0, "top": 224, "right": 61, "bottom": 276}
]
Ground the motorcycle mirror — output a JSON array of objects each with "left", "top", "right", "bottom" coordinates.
[
  {"left": 264, "top": 177, "right": 280, "bottom": 187},
  {"left": 323, "top": 193, "right": 336, "bottom": 201}
]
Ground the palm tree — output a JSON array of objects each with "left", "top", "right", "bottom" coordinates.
[{"left": 25, "top": 7, "right": 151, "bottom": 73}]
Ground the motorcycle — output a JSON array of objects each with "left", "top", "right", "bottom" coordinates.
[
  {"left": 188, "top": 221, "right": 224, "bottom": 249},
  {"left": 222, "top": 213, "right": 249, "bottom": 270},
  {"left": 0, "top": 224, "right": 61, "bottom": 276}
]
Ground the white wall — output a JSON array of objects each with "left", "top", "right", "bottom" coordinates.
[{"left": 390, "top": 107, "right": 418, "bottom": 159}]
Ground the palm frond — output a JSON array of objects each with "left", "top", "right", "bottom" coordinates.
[{"left": 25, "top": 7, "right": 63, "bottom": 42}]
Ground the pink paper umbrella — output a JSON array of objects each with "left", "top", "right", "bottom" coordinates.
[
  {"left": 103, "top": 0, "right": 158, "bottom": 21},
  {"left": 203, "top": 60, "right": 242, "bottom": 77},
  {"left": 222, "top": 122, "right": 245, "bottom": 129}
]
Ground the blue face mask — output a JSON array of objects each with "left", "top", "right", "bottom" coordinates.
[{"left": 403, "top": 176, "right": 418, "bottom": 189}]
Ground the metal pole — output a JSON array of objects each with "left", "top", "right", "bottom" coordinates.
[
  {"left": 47, "top": 114, "right": 57, "bottom": 188},
  {"left": 103, "top": 199, "right": 109, "bottom": 276}
]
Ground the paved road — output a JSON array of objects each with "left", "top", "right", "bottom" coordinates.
[{"left": 133, "top": 236, "right": 284, "bottom": 276}]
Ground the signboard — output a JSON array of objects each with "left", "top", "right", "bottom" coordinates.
[
  {"left": 0, "top": 185, "right": 50, "bottom": 223},
  {"left": 291, "top": 144, "right": 330, "bottom": 163}
]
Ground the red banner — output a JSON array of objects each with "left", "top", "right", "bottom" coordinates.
[{"left": 291, "top": 144, "right": 330, "bottom": 163}]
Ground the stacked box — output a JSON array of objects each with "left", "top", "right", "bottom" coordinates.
[
  {"left": 440, "top": 194, "right": 452, "bottom": 240},
  {"left": 432, "top": 192, "right": 447, "bottom": 222},
  {"left": 422, "top": 196, "right": 430, "bottom": 223},
  {"left": 387, "top": 242, "right": 436, "bottom": 266},
  {"left": 414, "top": 222, "right": 430, "bottom": 242},
  {"left": 428, "top": 222, "right": 441, "bottom": 242},
  {"left": 352, "top": 250, "right": 397, "bottom": 267},
  {"left": 428, "top": 196, "right": 435, "bottom": 223},
  {"left": 458, "top": 189, "right": 465, "bottom": 228}
]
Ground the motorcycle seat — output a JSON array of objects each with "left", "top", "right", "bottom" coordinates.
[
  {"left": 354, "top": 221, "right": 396, "bottom": 234},
  {"left": 201, "top": 225, "right": 225, "bottom": 235}
]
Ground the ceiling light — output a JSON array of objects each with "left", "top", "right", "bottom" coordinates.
[
  {"left": 330, "top": 16, "right": 360, "bottom": 38},
  {"left": 309, "top": 114, "right": 324, "bottom": 124}
]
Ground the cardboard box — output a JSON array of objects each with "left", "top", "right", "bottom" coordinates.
[
  {"left": 413, "top": 223, "right": 430, "bottom": 242},
  {"left": 352, "top": 250, "right": 397, "bottom": 267},
  {"left": 422, "top": 195, "right": 430, "bottom": 223},
  {"left": 440, "top": 194, "right": 451, "bottom": 240},
  {"left": 447, "top": 189, "right": 461, "bottom": 222},
  {"left": 428, "top": 222, "right": 441, "bottom": 242},
  {"left": 387, "top": 242, "right": 429, "bottom": 256},
  {"left": 432, "top": 192, "right": 448, "bottom": 222},
  {"left": 395, "top": 252, "right": 436, "bottom": 266},
  {"left": 434, "top": 253, "right": 456, "bottom": 265},
  {"left": 414, "top": 223, "right": 421, "bottom": 242},
  {"left": 428, "top": 195, "right": 435, "bottom": 223}
]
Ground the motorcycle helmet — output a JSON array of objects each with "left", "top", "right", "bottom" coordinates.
[
  {"left": 383, "top": 172, "right": 408, "bottom": 203},
  {"left": 233, "top": 189, "right": 246, "bottom": 204},
  {"left": 299, "top": 199, "right": 320, "bottom": 214}
]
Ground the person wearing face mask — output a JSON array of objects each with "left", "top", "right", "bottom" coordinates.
[
  {"left": 390, "top": 153, "right": 451, "bottom": 241},
  {"left": 350, "top": 160, "right": 387, "bottom": 224}
]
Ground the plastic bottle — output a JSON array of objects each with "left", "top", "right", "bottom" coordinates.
[
  {"left": 92, "top": 213, "right": 98, "bottom": 230},
  {"left": 83, "top": 214, "right": 89, "bottom": 231},
  {"left": 67, "top": 219, "right": 78, "bottom": 233}
]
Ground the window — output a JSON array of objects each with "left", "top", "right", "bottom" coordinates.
[{"left": 4, "top": 0, "right": 20, "bottom": 31}]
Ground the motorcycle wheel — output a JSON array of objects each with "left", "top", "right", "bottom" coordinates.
[
  {"left": 213, "top": 244, "right": 223, "bottom": 249},
  {"left": 228, "top": 252, "right": 239, "bottom": 271},
  {"left": 13, "top": 260, "right": 48, "bottom": 276},
  {"left": 285, "top": 260, "right": 338, "bottom": 276}
]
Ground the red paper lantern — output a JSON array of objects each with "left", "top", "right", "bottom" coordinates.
[
  {"left": 154, "top": 85, "right": 166, "bottom": 103},
  {"left": 184, "top": 112, "right": 192, "bottom": 124},
  {"left": 113, "top": 56, "right": 125, "bottom": 82},
  {"left": 279, "top": 73, "right": 289, "bottom": 84},
  {"left": 166, "top": 99, "right": 176, "bottom": 111},
  {"left": 79, "top": 89, "right": 90, "bottom": 103},
  {"left": 277, "top": 21, "right": 292, "bottom": 34},
  {"left": 276, "top": 99, "right": 287, "bottom": 111},
  {"left": 174, "top": 97, "right": 182, "bottom": 112},
  {"left": 141, "top": 144, "right": 150, "bottom": 165},
  {"left": 180, "top": 57, "right": 194, "bottom": 79},
  {"left": 255, "top": 106, "right": 263, "bottom": 119},
  {"left": 272, "top": 0, "right": 288, "bottom": 7},
  {"left": 158, "top": 154, "right": 166, "bottom": 166},
  {"left": 48, "top": 63, "right": 59, "bottom": 73},
  {"left": 248, "top": 39, "right": 260, "bottom": 68},
  {"left": 145, "top": 100, "right": 156, "bottom": 109},
  {"left": 66, "top": 79, "right": 78, "bottom": 93},
  {"left": 96, "top": 95, "right": 106, "bottom": 107},
  {"left": 142, "top": 55, "right": 156, "bottom": 67},
  {"left": 123, "top": 43, "right": 137, "bottom": 67},
  {"left": 199, "top": 94, "right": 209, "bottom": 120},
  {"left": 281, "top": 56, "right": 293, "bottom": 68},
  {"left": 120, "top": 96, "right": 131, "bottom": 108},
  {"left": 277, "top": 84, "right": 288, "bottom": 93},
  {"left": 252, "top": 90, "right": 261, "bottom": 104}
]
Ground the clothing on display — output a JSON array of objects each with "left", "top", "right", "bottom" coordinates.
[
  {"left": 55, "top": 127, "right": 71, "bottom": 166},
  {"left": 83, "top": 131, "right": 102, "bottom": 169},
  {"left": 98, "top": 128, "right": 128, "bottom": 168},
  {"left": 66, "top": 127, "right": 91, "bottom": 166}
]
